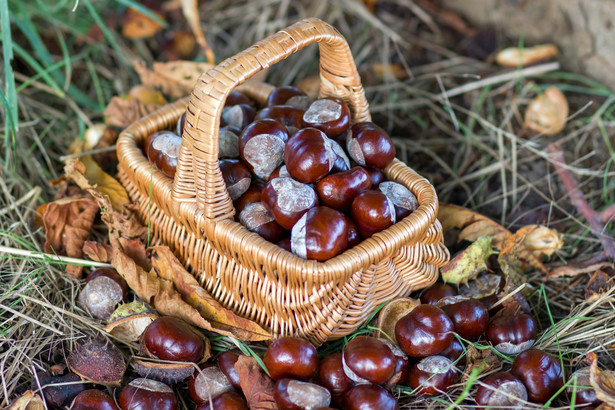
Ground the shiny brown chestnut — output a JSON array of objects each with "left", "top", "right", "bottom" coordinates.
[
  {"left": 284, "top": 128, "right": 349, "bottom": 184},
  {"left": 342, "top": 336, "right": 396, "bottom": 385},
  {"left": 378, "top": 181, "right": 418, "bottom": 220},
  {"left": 379, "top": 338, "right": 410, "bottom": 388},
  {"left": 217, "top": 351, "right": 242, "bottom": 390},
  {"left": 511, "top": 348, "right": 565, "bottom": 403},
  {"left": 256, "top": 105, "right": 306, "bottom": 134},
  {"left": 145, "top": 131, "right": 181, "bottom": 178},
  {"left": 441, "top": 298, "right": 489, "bottom": 340},
  {"left": 219, "top": 159, "right": 251, "bottom": 201},
  {"left": 141, "top": 316, "right": 205, "bottom": 362},
  {"left": 221, "top": 104, "right": 256, "bottom": 130},
  {"left": 486, "top": 313, "right": 537, "bottom": 354},
  {"left": 195, "top": 391, "right": 248, "bottom": 410},
  {"left": 224, "top": 90, "right": 253, "bottom": 107},
  {"left": 233, "top": 179, "right": 265, "bottom": 214},
  {"left": 317, "top": 353, "right": 355, "bottom": 406},
  {"left": 345, "top": 216, "right": 361, "bottom": 248},
  {"left": 343, "top": 384, "right": 399, "bottom": 410},
  {"left": 475, "top": 372, "right": 528, "bottom": 410},
  {"left": 239, "top": 119, "right": 289, "bottom": 180},
  {"left": 395, "top": 304, "right": 454, "bottom": 358},
  {"left": 350, "top": 190, "right": 396, "bottom": 238},
  {"left": 347, "top": 122, "right": 396, "bottom": 169},
  {"left": 188, "top": 364, "right": 234, "bottom": 404},
  {"left": 118, "top": 378, "right": 178, "bottom": 410},
  {"left": 267, "top": 85, "right": 308, "bottom": 107},
  {"left": 303, "top": 97, "right": 351, "bottom": 138},
  {"left": 268, "top": 165, "right": 291, "bottom": 181},
  {"left": 263, "top": 336, "right": 319, "bottom": 381},
  {"left": 277, "top": 236, "right": 292, "bottom": 252},
  {"left": 439, "top": 338, "right": 467, "bottom": 369},
  {"left": 567, "top": 367, "right": 602, "bottom": 409},
  {"left": 291, "top": 206, "right": 348, "bottom": 261},
  {"left": 420, "top": 283, "right": 458, "bottom": 305},
  {"left": 365, "top": 166, "right": 385, "bottom": 188},
  {"left": 218, "top": 125, "right": 241, "bottom": 159},
  {"left": 408, "top": 355, "right": 457, "bottom": 397},
  {"left": 239, "top": 202, "right": 288, "bottom": 243},
  {"left": 70, "top": 389, "right": 119, "bottom": 410},
  {"left": 274, "top": 378, "right": 332, "bottom": 410},
  {"left": 261, "top": 177, "right": 318, "bottom": 230},
  {"left": 315, "top": 167, "right": 371, "bottom": 211},
  {"left": 176, "top": 112, "right": 186, "bottom": 136}
]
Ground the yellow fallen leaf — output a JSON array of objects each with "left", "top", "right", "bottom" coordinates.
[
  {"left": 524, "top": 86, "right": 569, "bottom": 136},
  {"left": 441, "top": 235, "right": 494, "bottom": 285}
]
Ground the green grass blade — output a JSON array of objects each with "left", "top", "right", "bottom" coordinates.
[
  {"left": 81, "top": 0, "right": 127, "bottom": 64},
  {"left": 1, "top": 0, "right": 18, "bottom": 164},
  {"left": 114, "top": 0, "right": 168, "bottom": 27},
  {"left": 11, "top": 43, "right": 65, "bottom": 97}
]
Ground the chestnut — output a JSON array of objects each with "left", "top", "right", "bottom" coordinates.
[
  {"left": 233, "top": 179, "right": 265, "bottom": 214},
  {"left": 145, "top": 131, "right": 181, "bottom": 178},
  {"left": 419, "top": 283, "right": 458, "bottom": 305},
  {"left": 440, "top": 298, "right": 489, "bottom": 340},
  {"left": 486, "top": 313, "right": 537, "bottom": 354},
  {"left": 86, "top": 268, "right": 128, "bottom": 299},
  {"left": 118, "top": 378, "right": 177, "bottom": 410},
  {"left": 188, "top": 364, "right": 234, "bottom": 404},
  {"left": 379, "top": 338, "right": 410, "bottom": 388},
  {"left": 277, "top": 236, "right": 292, "bottom": 252},
  {"left": 475, "top": 372, "right": 528, "bottom": 410},
  {"left": 511, "top": 348, "right": 565, "bottom": 403},
  {"left": 350, "top": 190, "right": 396, "bottom": 238},
  {"left": 221, "top": 103, "right": 256, "bottom": 130},
  {"left": 239, "top": 119, "right": 289, "bottom": 180},
  {"left": 567, "top": 367, "right": 602, "bottom": 409},
  {"left": 274, "top": 378, "right": 331, "bottom": 410},
  {"left": 347, "top": 122, "right": 396, "bottom": 169},
  {"left": 439, "top": 338, "right": 467, "bottom": 369},
  {"left": 303, "top": 97, "right": 351, "bottom": 138},
  {"left": 218, "top": 125, "right": 241, "bottom": 159},
  {"left": 70, "top": 389, "right": 119, "bottom": 410},
  {"left": 343, "top": 384, "right": 399, "bottom": 410},
  {"left": 342, "top": 336, "right": 396, "bottom": 385},
  {"left": 224, "top": 90, "right": 253, "bottom": 107},
  {"left": 256, "top": 105, "right": 306, "bottom": 134},
  {"left": 345, "top": 216, "right": 361, "bottom": 248},
  {"left": 378, "top": 181, "right": 418, "bottom": 220},
  {"left": 317, "top": 353, "right": 355, "bottom": 406},
  {"left": 365, "top": 166, "right": 385, "bottom": 188},
  {"left": 195, "top": 391, "right": 248, "bottom": 410},
  {"left": 395, "top": 304, "right": 454, "bottom": 358},
  {"left": 176, "top": 112, "right": 186, "bottom": 136},
  {"left": 261, "top": 177, "right": 318, "bottom": 230},
  {"left": 263, "top": 336, "right": 319, "bottom": 381},
  {"left": 217, "top": 351, "right": 242, "bottom": 390},
  {"left": 284, "top": 128, "right": 349, "bottom": 184},
  {"left": 239, "top": 202, "right": 288, "bottom": 243},
  {"left": 267, "top": 85, "right": 309, "bottom": 107},
  {"left": 291, "top": 206, "right": 348, "bottom": 261},
  {"left": 219, "top": 159, "right": 251, "bottom": 201},
  {"left": 141, "top": 316, "right": 205, "bottom": 362},
  {"left": 408, "top": 355, "right": 457, "bottom": 397},
  {"left": 268, "top": 165, "right": 291, "bottom": 181},
  {"left": 315, "top": 167, "right": 371, "bottom": 211},
  {"left": 36, "top": 371, "right": 87, "bottom": 408},
  {"left": 78, "top": 268, "right": 128, "bottom": 320}
]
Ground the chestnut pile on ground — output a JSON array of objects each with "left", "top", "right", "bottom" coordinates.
[{"left": 144, "top": 86, "right": 419, "bottom": 261}]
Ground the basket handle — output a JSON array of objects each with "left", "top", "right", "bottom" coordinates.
[{"left": 178, "top": 18, "right": 371, "bottom": 222}]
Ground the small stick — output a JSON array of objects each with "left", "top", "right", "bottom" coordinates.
[
  {"left": 601, "top": 203, "right": 615, "bottom": 223},
  {"left": 0, "top": 245, "right": 113, "bottom": 268},
  {"left": 548, "top": 144, "right": 615, "bottom": 260}
]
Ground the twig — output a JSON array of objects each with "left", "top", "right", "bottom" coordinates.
[
  {"left": 0, "top": 245, "right": 113, "bottom": 268},
  {"left": 548, "top": 144, "right": 615, "bottom": 260},
  {"left": 601, "top": 203, "right": 615, "bottom": 223}
]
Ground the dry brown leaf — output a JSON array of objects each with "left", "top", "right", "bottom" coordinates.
[
  {"left": 8, "top": 390, "right": 45, "bottom": 410},
  {"left": 43, "top": 196, "right": 99, "bottom": 278},
  {"left": 549, "top": 260, "right": 613, "bottom": 279},
  {"left": 65, "top": 157, "right": 130, "bottom": 212},
  {"left": 119, "top": 237, "right": 151, "bottom": 272},
  {"left": 149, "top": 246, "right": 271, "bottom": 341},
  {"left": 180, "top": 0, "right": 214, "bottom": 64},
  {"left": 499, "top": 228, "right": 548, "bottom": 275},
  {"left": 520, "top": 224, "right": 564, "bottom": 259},
  {"left": 134, "top": 60, "right": 214, "bottom": 100},
  {"left": 83, "top": 241, "right": 113, "bottom": 263},
  {"left": 524, "top": 86, "right": 569, "bottom": 136},
  {"left": 375, "top": 297, "right": 419, "bottom": 344},
  {"left": 588, "top": 352, "right": 615, "bottom": 407},
  {"left": 121, "top": 6, "right": 164, "bottom": 39},
  {"left": 103, "top": 94, "right": 165, "bottom": 129},
  {"left": 370, "top": 63, "right": 409, "bottom": 81},
  {"left": 495, "top": 44, "right": 559, "bottom": 67},
  {"left": 461, "top": 346, "right": 500, "bottom": 384},
  {"left": 235, "top": 355, "right": 277, "bottom": 410},
  {"left": 585, "top": 270, "right": 614, "bottom": 302}
]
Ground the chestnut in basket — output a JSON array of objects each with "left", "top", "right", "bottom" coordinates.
[
  {"left": 315, "top": 166, "right": 371, "bottom": 211},
  {"left": 239, "top": 119, "right": 289, "bottom": 180},
  {"left": 378, "top": 181, "right": 419, "bottom": 221},
  {"left": 263, "top": 336, "right": 319, "bottom": 381},
  {"left": 234, "top": 179, "right": 265, "bottom": 214},
  {"left": 350, "top": 190, "right": 396, "bottom": 238},
  {"left": 118, "top": 378, "right": 178, "bottom": 410},
  {"left": 219, "top": 159, "right": 251, "bottom": 201},
  {"left": 218, "top": 125, "right": 241, "bottom": 159},
  {"left": 303, "top": 97, "right": 351, "bottom": 138},
  {"left": 284, "top": 128, "right": 349, "bottom": 184},
  {"left": 261, "top": 177, "right": 318, "bottom": 230},
  {"left": 239, "top": 202, "right": 287, "bottom": 243},
  {"left": 256, "top": 105, "right": 306, "bottom": 134},
  {"left": 290, "top": 206, "right": 348, "bottom": 261},
  {"left": 141, "top": 316, "right": 205, "bottom": 363},
  {"left": 347, "top": 122, "right": 396, "bottom": 169},
  {"left": 224, "top": 90, "right": 254, "bottom": 107},
  {"left": 267, "top": 85, "right": 309, "bottom": 108},
  {"left": 145, "top": 131, "right": 182, "bottom": 178},
  {"left": 221, "top": 104, "right": 256, "bottom": 130}
]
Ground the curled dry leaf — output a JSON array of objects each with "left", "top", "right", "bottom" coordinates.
[
  {"left": 235, "top": 355, "right": 277, "bottom": 410},
  {"left": 121, "top": 6, "right": 165, "bottom": 39},
  {"left": 461, "top": 346, "right": 500, "bottom": 384},
  {"left": 585, "top": 269, "right": 614, "bottom": 303},
  {"left": 7, "top": 390, "right": 45, "bottom": 410},
  {"left": 180, "top": 0, "right": 214, "bottom": 64},
  {"left": 495, "top": 44, "right": 559, "bottom": 67},
  {"left": 524, "top": 86, "right": 569, "bottom": 136},
  {"left": 588, "top": 352, "right": 615, "bottom": 407},
  {"left": 67, "top": 339, "right": 126, "bottom": 386},
  {"left": 83, "top": 241, "right": 113, "bottom": 263},
  {"left": 441, "top": 235, "right": 493, "bottom": 285},
  {"left": 104, "top": 301, "right": 158, "bottom": 343},
  {"left": 520, "top": 225, "right": 563, "bottom": 259},
  {"left": 549, "top": 259, "right": 613, "bottom": 279},
  {"left": 134, "top": 60, "right": 214, "bottom": 100},
  {"left": 375, "top": 297, "right": 420, "bottom": 344},
  {"left": 43, "top": 196, "right": 99, "bottom": 278}
]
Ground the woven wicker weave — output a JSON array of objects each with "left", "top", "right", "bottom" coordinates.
[{"left": 117, "top": 18, "right": 449, "bottom": 345}]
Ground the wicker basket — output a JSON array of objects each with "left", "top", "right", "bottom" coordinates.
[{"left": 117, "top": 18, "right": 449, "bottom": 345}]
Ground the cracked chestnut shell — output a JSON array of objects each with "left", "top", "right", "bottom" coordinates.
[
  {"left": 395, "top": 304, "right": 454, "bottom": 358},
  {"left": 342, "top": 336, "right": 396, "bottom": 385},
  {"left": 118, "top": 378, "right": 177, "bottom": 410},
  {"left": 263, "top": 336, "right": 319, "bottom": 381},
  {"left": 141, "top": 316, "right": 205, "bottom": 363},
  {"left": 274, "top": 378, "right": 331, "bottom": 410},
  {"left": 239, "top": 119, "right": 289, "bottom": 180},
  {"left": 408, "top": 355, "right": 457, "bottom": 397},
  {"left": 511, "top": 348, "right": 565, "bottom": 403},
  {"left": 290, "top": 206, "right": 348, "bottom": 261}
]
